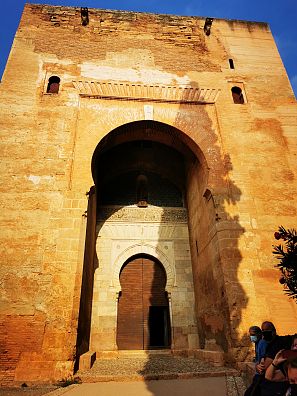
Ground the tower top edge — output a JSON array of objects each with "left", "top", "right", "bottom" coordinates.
[{"left": 24, "top": 3, "right": 270, "bottom": 29}]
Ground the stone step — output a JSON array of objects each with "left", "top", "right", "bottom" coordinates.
[
  {"left": 79, "top": 370, "right": 238, "bottom": 383},
  {"left": 96, "top": 349, "right": 172, "bottom": 359},
  {"left": 77, "top": 355, "right": 239, "bottom": 383}
]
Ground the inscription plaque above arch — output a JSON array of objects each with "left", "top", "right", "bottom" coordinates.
[
  {"left": 73, "top": 80, "right": 220, "bottom": 104},
  {"left": 98, "top": 206, "right": 188, "bottom": 223}
]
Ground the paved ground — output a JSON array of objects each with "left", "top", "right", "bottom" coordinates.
[
  {"left": 0, "top": 355, "right": 247, "bottom": 395},
  {"left": 0, "top": 387, "right": 57, "bottom": 396},
  {"left": 45, "top": 375, "right": 245, "bottom": 396},
  {"left": 44, "top": 377, "right": 230, "bottom": 396},
  {"left": 0, "top": 377, "right": 246, "bottom": 396}
]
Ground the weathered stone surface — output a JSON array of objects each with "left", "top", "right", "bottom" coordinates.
[{"left": 0, "top": 3, "right": 296, "bottom": 386}]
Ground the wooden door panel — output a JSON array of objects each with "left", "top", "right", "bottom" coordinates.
[
  {"left": 117, "top": 256, "right": 170, "bottom": 350},
  {"left": 117, "top": 259, "right": 143, "bottom": 349}
]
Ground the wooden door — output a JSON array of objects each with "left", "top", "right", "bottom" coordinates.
[
  {"left": 117, "top": 256, "right": 170, "bottom": 350},
  {"left": 117, "top": 258, "right": 144, "bottom": 349}
]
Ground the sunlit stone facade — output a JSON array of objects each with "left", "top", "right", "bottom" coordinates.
[{"left": 0, "top": 3, "right": 296, "bottom": 385}]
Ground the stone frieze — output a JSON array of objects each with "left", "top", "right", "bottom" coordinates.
[{"left": 97, "top": 206, "right": 188, "bottom": 222}]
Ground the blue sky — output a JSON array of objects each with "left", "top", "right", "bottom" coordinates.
[{"left": 1, "top": 0, "right": 297, "bottom": 96}]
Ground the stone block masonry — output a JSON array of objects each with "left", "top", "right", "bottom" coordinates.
[{"left": 0, "top": 3, "right": 296, "bottom": 385}]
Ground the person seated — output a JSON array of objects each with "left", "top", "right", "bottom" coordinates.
[
  {"left": 250, "top": 325, "right": 268, "bottom": 363},
  {"left": 265, "top": 334, "right": 297, "bottom": 382},
  {"left": 258, "top": 321, "right": 293, "bottom": 396},
  {"left": 244, "top": 326, "right": 268, "bottom": 396}
]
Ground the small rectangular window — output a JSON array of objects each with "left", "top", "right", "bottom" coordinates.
[
  {"left": 229, "top": 59, "right": 235, "bottom": 69},
  {"left": 231, "top": 86, "right": 244, "bottom": 104},
  {"left": 46, "top": 76, "right": 60, "bottom": 94}
]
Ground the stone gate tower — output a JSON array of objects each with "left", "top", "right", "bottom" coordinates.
[{"left": 0, "top": 4, "right": 297, "bottom": 385}]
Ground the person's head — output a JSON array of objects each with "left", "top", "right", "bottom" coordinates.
[
  {"left": 249, "top": 326, "right": 262, "bottom": 343},
  {"left": 261, "top": 321, "right": 276, "bottom": 342},
  {"left": 292, "top": 334, "right": 297, "bottom": 351}
]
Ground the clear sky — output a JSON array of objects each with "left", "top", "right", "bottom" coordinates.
[{"left": 1, "top": 0, "right": 297, "bottom": 96}]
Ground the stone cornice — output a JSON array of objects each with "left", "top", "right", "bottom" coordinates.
[{"left": 73, "top": 80, "right": 220, "bottom": 104}]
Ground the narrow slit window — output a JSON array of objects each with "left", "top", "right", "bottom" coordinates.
[
  {"left": 229, "top": 59, "right": 235, "bottom": 69},
  {"left": 46, "top": 76, "right": 60, "bottom": 94},
  {"left": 231, "top": 86, "right": 244, "bottom": 104}
]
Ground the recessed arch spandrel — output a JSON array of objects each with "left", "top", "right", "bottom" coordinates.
[{"left": 112, "top": 243, "right": 176, "bottom": 292}]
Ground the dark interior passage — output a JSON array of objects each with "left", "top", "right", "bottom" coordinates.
[
  {"left": 149, "top": 306, "right": 170, "bottom": 347},
  {"left": 100, "top": 170, "right": 183, "bottom": 207}
]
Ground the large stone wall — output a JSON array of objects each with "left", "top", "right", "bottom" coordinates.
[{"left": 0, "top": 3, "right": 296, "bottom": 384}]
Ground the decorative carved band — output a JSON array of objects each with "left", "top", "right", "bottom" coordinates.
[
  {"left": 97, "top": 206, "right": 188, "bottom": 222},
  {"left": 73, "top": 80, "right": 220, "bottom": 104}
]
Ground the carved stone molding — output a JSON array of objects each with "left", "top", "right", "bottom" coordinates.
[
  {"left": 97, "top": 206, "right": 188, "bottom": 223},
  {"left": 73, "top": 80, "right": 220, "bottom": 104}
]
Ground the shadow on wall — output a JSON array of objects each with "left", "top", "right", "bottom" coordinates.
[
  {"left": 173, "top": 79, "right": 247, "bottom": 361},
  {"left": 74, "top": 186, "right": 98, "bottom": 372},
  {"left": 74, "top": 84, "right": 248, "bottom": 380},
  {"left": 139, "top": 79, "right": 247, "bottom": 395}
]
